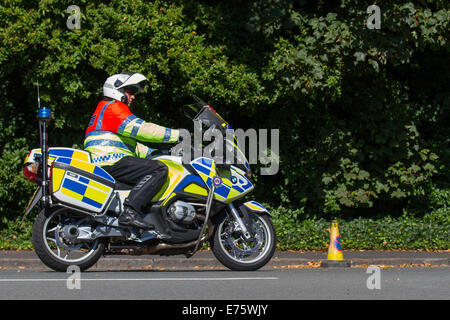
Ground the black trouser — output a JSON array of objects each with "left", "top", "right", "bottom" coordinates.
[{"left": 102, "top": 157, "right": 168, "bottom": 213}]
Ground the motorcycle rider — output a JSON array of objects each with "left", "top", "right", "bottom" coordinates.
[{"left": 84, "top": 72, "right": 180, "bottom": 229}]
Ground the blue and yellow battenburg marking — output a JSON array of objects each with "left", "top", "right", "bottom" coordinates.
[
  {"left": 243, "top": 201, "right": 268, "bottom": 213},
  {"left": 25, "top": 147, "right": 91, "bottom": 165},
  {"left": 54, "top": 157, "right": 114, "bottom": 183},
  {"left": 190, "top": 157, "right": 253, "bottom": 203},
  {"left": 51, "top": 156, "right": 114, "bottom": 212}
]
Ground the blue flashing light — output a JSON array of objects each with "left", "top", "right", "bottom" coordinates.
[{"left": 38, "top": 108, "right": 51, "bottom": 119}]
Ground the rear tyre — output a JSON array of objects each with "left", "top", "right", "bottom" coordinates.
[
  {"left": 32, "top": 207, "right": 106, "bottom": 272},
  {"left": 211, "top": 212, "right": 276, "bottom": 271}
]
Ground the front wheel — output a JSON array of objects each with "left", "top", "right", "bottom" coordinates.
[{"left": 210, "top": 212, "right": 276, "bottom": 271}]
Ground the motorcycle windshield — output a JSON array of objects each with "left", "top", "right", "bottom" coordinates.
[
  {"left": 185, "top": 97, "right": 250, "bottom": 173},
  {"left": 199, "top": 106, "right": 250, "bottom": 173},
  {"left": 183, "top": 96, "right": 229, "bottom": 131},
  {"left": 195, "top": 104, "right": 230, "bottom": 131}
]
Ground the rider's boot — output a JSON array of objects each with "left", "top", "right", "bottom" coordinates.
[{"left": 118, "top": 205, "right": 154, "bottom": 230}]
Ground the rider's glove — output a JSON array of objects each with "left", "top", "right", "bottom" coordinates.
[{"left": 177, "top": 129, "right": 191, "bottom": 143}]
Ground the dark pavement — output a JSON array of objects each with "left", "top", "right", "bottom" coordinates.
[{"left": 1, "top": 267, "right": 449, "bottom": 300}]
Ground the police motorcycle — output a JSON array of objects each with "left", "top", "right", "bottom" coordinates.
[{"left": 22, "top": 96, "right": 276, "bottom": 272}]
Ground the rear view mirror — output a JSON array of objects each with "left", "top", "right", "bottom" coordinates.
[
  {"left": 182, "top": 96, "right": 207, "bottom": 120},
  {"left": 182, "top": 104, "right": 200, "bottom": 120}
]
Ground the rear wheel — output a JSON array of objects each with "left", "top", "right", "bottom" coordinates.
[
  {"left": 211, "top": 212, "right": 276, "bottom": 271},
  {"left": 32, "top": 207, "right": 106, "bottom": 272}
]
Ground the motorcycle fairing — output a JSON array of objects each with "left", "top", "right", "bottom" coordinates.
[
  {"left": 190, "top": 157, "right": 254, "bottom": 203},
  {"left": 174, "top": 175, "right": 208, "bottom": 195},
  {"left": 150, "top": 156, "right": 190, "bottom": 203}
]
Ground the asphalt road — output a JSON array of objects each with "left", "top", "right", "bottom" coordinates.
[{"left": 0, "top": 267, "right": 448, "bottom": 300}]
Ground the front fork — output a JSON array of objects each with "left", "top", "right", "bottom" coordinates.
[
  {"left": 188, "top": 181, "right": 252, "bottom": 257},
  {"left": 227, "top": 202, "right": 252, "bottom": 241}
]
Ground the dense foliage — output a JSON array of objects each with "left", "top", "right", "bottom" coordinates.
[{"left": 0, "top": 1, "right": 448, "bottom": 248}]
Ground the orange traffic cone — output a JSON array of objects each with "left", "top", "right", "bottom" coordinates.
[{"left": 321, "top": 220, "right": 350, "bottom": 267}]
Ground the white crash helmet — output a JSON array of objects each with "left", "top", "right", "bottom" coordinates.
[{"left": 103, "top": 72, "right": 148, "bottom": 103}]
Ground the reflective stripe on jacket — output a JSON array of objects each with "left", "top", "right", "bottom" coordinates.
[{"left": 84, "top": 100, "right": 179, "bottom": 166}]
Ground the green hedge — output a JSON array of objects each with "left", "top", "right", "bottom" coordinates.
[
  {"left": 0, "top": 218, "right": 33, "bottom": 250},
  {"left": 271, "top": 187, "right": 450, "bottom": 250},
  {"left": 271, "top": 206, "right": 450, "bottom": 250}
]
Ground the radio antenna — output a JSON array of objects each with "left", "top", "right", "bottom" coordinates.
[
  {"left": 37, "top": 80, "right": 41, "bottom": 109},
  {"left": 36, "top": 80, "right": 51, "bottom": 208}
]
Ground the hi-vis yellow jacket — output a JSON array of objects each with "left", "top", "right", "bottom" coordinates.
[{"left": 84, "top": 99, "right": 179, "bottom": 166}]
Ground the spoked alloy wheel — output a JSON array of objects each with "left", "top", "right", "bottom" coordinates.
[
  {"left": 211, "top": 212, "right": 276, "bottom": 271},
  {"left": 32, "top": 207, "right": 106, "bottom": 272}
]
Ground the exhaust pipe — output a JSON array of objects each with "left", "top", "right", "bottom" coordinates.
[
  {"left": 138, "top": 234, "right": 210, "bottom": 255},
  {"left": 108, "top": 221, "right": 213, "bottom": 256}
]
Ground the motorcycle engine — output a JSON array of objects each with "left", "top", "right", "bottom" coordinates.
[{"left": 167, "top": 201, "right": 196, "bottom": 224}]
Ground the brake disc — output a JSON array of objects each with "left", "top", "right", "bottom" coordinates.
[{"left": 224, "top": 219, "right": 264, "bottom": 258}]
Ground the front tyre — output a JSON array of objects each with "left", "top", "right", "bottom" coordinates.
[
  {"left": 211, "top": 212, "right": 276, "bottom": 271},
  {"left": 32, "top": 207, "right": 106, "bottom": 272}
]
